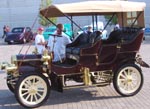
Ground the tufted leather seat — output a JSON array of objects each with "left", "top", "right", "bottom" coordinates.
[
  {"left": 66, "top": 31, "right": 102, "bottom": 56},
  {"left": 66, "top": 32, "right": 91, "bottom": 55},
  {"left": 103, "top": 30, "right": 122, "bottom": 44}
]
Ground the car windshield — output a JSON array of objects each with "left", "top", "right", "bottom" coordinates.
[{"left": 12, "top": 28, "right": 24, "bottom": 33}]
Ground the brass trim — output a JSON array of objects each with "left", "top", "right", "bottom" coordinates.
[
  {"left": 16, "top": 59, "right": 41, "bottom": 62},
  {"left": 63, "top": 83, "right": 110, "bottom": 90},
  {"left": 6, "top": 66, "right": 17, "bottom": 72},
  {"left": 116, "top": 44, "right": 121, "bottom": 49},
  {"left": 57, "top": 73, "right": 82, "bottom": 77},
  {"left": 57, "top": 70, "right": 112, "bottom": 77},
  {"left": 81, "top": 67, "right": 92, "bottom": 86},
  {"left": 11, "top": 55, "right": 17, "bottom": 65}
]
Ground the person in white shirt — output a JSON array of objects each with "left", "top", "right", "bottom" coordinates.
[
  {"left": 35, "top": 27, "right": 46, "bottom": 54},
  {"left": 47, "top": 23, "right": 72, "bottom": 62}
]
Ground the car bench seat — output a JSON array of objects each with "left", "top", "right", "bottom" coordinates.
[
  {"left": 102, "top": 30, "right": 122, "bottom": 44},
  {"left": 66, "top": 31, "right": 102, "bottom": 61},
  {"left": 66, "top": 32, "right": 90, "bottom": 55},
  {"left": 102, "top": 28, "right": 140, "bottom": 44}
]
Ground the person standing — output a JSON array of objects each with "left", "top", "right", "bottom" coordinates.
[
  {"left": 47, "top": 23, "right": 71, "bottom": 62},
  {"left": 86, "top": 25, "right": 93, "bottom": 35},
  {"left": 2, "top": 25, "right": 10, "bottom": 39},
  {"left": 114, "top": 23, "right": 120, "bottom": 31},
  {"left": 35, "top": 27, "right": 46, "bottom": 54}
]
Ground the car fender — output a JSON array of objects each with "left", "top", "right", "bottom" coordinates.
[{"left": 136, "top": 54, "right": 150, "bottom": 68}]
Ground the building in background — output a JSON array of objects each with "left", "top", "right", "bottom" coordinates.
[
  {"left": 0, "top": 0, "right": 149, "bottom": 34},
  {"left": 0, "top": 0, "right": 41, "bottom": 34}
]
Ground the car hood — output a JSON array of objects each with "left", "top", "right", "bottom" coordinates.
[
  {"left": 6, "top": 33, "right": 22, "bottom": 39},
  {"left": 7, "top": 32, "right": 21, "bottom": 36}
]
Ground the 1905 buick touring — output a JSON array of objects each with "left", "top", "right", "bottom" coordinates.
[{"left": 0, "top": 1, "right": 149, "bottom": 108}]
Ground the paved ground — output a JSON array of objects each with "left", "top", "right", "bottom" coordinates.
[{"left": 0, "top": 37, "right": 150, "bottom": 109}]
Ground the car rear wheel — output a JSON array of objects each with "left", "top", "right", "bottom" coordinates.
[
  {"left": 113, "top": 64, "right": 143, "bottom": 96},
  {"left": 15, "top": 72, "right": 50, "bottom": 108}
]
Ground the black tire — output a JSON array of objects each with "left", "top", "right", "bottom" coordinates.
[
  {"left": 113, "top": 64, "right": 143, "bottom": 97},
  {"left": 15, "top": 72, "right": 50, "bottom": 108},
  {"left": 8, "top": 42, "right": 12, "bottom": 44},
  {"left": 7, "top": 78, "right": 15, "bottom": 93}
]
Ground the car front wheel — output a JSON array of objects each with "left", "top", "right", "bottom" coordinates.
[
  {"left": 15, "top": 72, "right": 50, "bottom": 108},
  {"left": 113, "top": 64, "right": 143, "bottom": 96}
]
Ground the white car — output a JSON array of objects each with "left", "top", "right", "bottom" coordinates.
[
  {"left": 99, "top": 29, "right": 108, "bottom": 40},
  {"left": 77, "top": 24, "right": 108, "bottom": 40},
  {"left": 77, "top": 25, "right": 91, "bottom": 35}
]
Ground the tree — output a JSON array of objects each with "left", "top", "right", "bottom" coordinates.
[
  {"left": 104, "top": 15, "right": 118, "bottom": 26},
  {"left": 39, "top": 0, "right": 57, "bottom": 27},
  {"left": 104, "top": 0, "right": 128, "bottom": 25}
]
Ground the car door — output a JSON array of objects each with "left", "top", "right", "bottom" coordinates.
[{"left": 98, "top": 43, "right": 118, "bottom": 64}]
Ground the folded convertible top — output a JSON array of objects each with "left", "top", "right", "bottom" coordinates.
[{"left": 40, "top": 1, "right": 146, "bottom": 17}]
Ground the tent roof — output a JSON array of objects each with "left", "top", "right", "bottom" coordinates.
[{"left": 40, "top": 1, "right": 146, "bottom": 17}]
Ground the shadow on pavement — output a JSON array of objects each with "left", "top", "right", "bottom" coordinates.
[
  {"left": 45, "top": 88, "right": 122, "bottom": 105},
  {"left": 0, "top": 90, "right": 25, "bottom": 109},
  {"left": 0, "top": 87, "right": 122, "bottom": 108}
]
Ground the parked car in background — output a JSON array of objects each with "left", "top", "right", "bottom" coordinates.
[
  {"left": 5, "top": 27, "right": 33, "bottom": 44},
  {"left": 77, "top": 25, "right": 90, "bottom": 35},
  {"left": 43, "top": 24, "right": 73, "bottom": 41},
  {"left": 144, "top": 27, "right": 150, "bottom": 35},
  {"left": 63, "top": 23, "right": 73, "bottom": 39},
  {"left": 43, "top": 26, "right": 56, "bottom": 41},
  {"left": 144, "top": 27, "right": 150, "bottom": 40}
]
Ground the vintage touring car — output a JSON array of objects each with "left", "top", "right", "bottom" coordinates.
[{"left": 0, "top": 1, "right": 149, "bottom": 108}]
